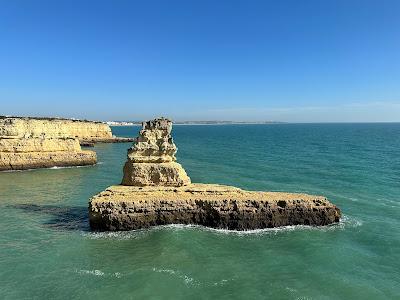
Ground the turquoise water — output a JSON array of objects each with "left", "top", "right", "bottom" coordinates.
[{"left": 0, "top": 124, "right": 399, "bottom": 299}]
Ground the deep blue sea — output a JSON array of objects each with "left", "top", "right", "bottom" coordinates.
[{"left": 0, "top": 124, "right": 399, "bottom": 299}]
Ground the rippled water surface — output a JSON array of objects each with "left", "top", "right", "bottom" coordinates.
[{"left": 0, "top": 124, "right": 399, "bottom": 299}]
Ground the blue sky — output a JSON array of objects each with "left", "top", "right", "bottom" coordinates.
[{"left": 1, "top": 0, "right": 399, "bottom": 122}]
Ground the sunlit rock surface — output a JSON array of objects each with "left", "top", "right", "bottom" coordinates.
[
  {"left": 0, "top": 116, "right": 133, "bottom": 144},
  {"left": 89, "top": 118, "right": 341, "bottom": 231},
  {"left": 0, "top": 116, "right": 100, "bottom": 170},
  {"left": 121, "top": 118, "right": 190, "bottom": 186}
]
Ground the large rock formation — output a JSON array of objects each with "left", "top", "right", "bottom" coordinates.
[
  {"left": 0, "top": 116, "right": 133, "bottom": 144},
  {"left": 0, "top": 137, "right": 96, "bottom": 171},
  {"left": 0, "top": 115, "right": 138, "bottom": 171},
  {"left": 89, "top": 184, "right": 341, "bottom": 231},
  {"left": 89, "top": 117, "right": 341, "bottom": 231},
  {"left": 0, "top": 116, "right": 109, "bottom": 170},
  {"left": 121, "top": 118, "right": 191, "bottom": 186}
]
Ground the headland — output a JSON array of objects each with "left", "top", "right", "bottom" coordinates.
[{"left": 0, "top": 116, "right": 133, "bottom": 171}]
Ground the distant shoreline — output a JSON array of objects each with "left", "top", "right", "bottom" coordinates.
[
  {"left": 107, "top": 121, "right": 285, "bottom": 126},
  {"left": 108, "top": 121, "right": 400, "bottom": 126}
]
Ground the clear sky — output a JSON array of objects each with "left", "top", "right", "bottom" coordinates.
[{"left": 1, "top": 0, "right": 399, "bottom": 122}]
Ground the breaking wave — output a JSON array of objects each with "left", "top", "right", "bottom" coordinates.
[
  {"left": 82, "top": 214, "right": 362, "bottom": 240},
  {"left": 76, "top": 269, "right": 121, "bottom": 278}
]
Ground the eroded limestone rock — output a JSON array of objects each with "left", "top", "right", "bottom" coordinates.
[
  {"left": 89, "top": 184, "right": 341, "bottom": 231},
  {"left": 0, "top": 116, "right": 103, "bottom": 171},
  {"left": 0, "top": 150, "right": 96, "bottom": 171},
  {"left": 121, "top": 118, "right": 191, "bottom": 186},
  {"left": 89, "top": 117, "right": 341, "bottom": 231},
  {"left": 0, "top": 116, "right": 113, "bottom": 141},
  {"left": 0, "top": 137, "right": 81, "bottom": 153},
  {"left": 0, "top": 116, "right": 134, "bottom": 144}
]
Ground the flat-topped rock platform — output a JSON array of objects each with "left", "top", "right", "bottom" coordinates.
[{"left": 89, "top": 183, "right": 341, "bottom": 231}]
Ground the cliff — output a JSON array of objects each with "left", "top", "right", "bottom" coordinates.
[
  {"left": 0, "top": 116, "right": 107, "bottom": 171},
  {"left": 0, "top": 137, "right": 81, "bottom": 152},
  {"left": 0, "top": 137, "right": 96, "bottom": 171},
  {"left": 89, "top": 118, "right": 341, "bottom": 231},
  {"left": 0, "top": 116, "right": 133, "bottom": 143}
]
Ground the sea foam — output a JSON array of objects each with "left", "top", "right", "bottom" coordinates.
[{"left": 82, "top": 214, "right": 362, "bottom": 240}]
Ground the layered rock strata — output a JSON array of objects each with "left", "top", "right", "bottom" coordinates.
[
  {"left": 121, "top": 118, "right": 190, "bottom": 186},
  {"left": 0, "top": 116, "right": 112, "bottom": 170},
  {"left": 89, "top": 118, "right": 341, "bottom": 231},
  {"left": 89, "top": 184, "right": 341, "bottom": 231},
  {"left": 0, "top": 137, "right": 96, "bottom": 171},
  {"left": 0, "top": 116, "right": 133, "bottom": 144}
]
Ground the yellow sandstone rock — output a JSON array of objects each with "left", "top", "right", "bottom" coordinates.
[
  {"left": 89, "top": 118, "right": 341, "bottom": 231},
  {"left": 122, "top": 162, "right": 191, "bottom": 187},
  {"left": 121, "top": 118, "right": 191, "bottom": 186},
  {"left": 0, "top": 136, "right": 96, "bottom": 171},
  {"left": 0, "top": 116, "right": 108, "bottom": 170},
  {"left": 0, "top": 116, "right": 134, "bottom": 143},
  {"left": 0, "top": 116, "right": 112, "bottom": 141},
  {"left": 0, "top": 150, "right": 96, "bottom": 171},
  {"left": 89, "top": 184, "right": 341, "bottom": 231},
  {"left": 0, "top": 137, "right": 81, "bottom": 153}
]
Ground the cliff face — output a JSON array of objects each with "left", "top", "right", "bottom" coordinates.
[
  {"left": 89, "top": 118, "right": 341, "bottom": 231},
  {"left": 0, "top": 149, "right": 96, "bottom": 171},
  {"left": 0, "top": 117, "right": 113, "bottom": 141},
  {"left": 0, "top": 137, "right": 81, "bottom": 152},
  {"left": 0, "top": 117, "right": 102, "bottom": 171},
  {"left": 0, "top": 136, "right": 96, "bottom": 171}
]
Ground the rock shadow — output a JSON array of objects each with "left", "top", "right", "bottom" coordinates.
[{"left": 10, "top": 203, "right": 89, "bottom": 231}]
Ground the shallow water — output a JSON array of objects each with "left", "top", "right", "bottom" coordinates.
[{"left": 0, "top": 124, "right": 399, "bottom": 299}]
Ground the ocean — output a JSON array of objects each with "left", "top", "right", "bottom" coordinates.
[{"left": 0, "top": 123, "right": 399, "bottom": 299}]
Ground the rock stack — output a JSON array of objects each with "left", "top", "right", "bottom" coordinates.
[
  {"left": 121, "top": 118, "right": 190, "bottom": 186},
  {"left": 89, "top": 118, "right": 341, "bottom": 231}
]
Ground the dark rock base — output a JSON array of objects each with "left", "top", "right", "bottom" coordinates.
[{"left": 89, "top": 184, "right": 341, "bottom": 231}]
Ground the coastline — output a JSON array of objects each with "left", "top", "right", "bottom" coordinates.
[
  {"left": 109, "top": 122, "right": 285, "bottom": 126},
  {"left": 1, "top": 122, "right": 398, "bottom": 299}
]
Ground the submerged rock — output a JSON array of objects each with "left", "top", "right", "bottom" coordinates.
[{"left": 89, "top": 117, "right": 341, "bottom": 231}]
